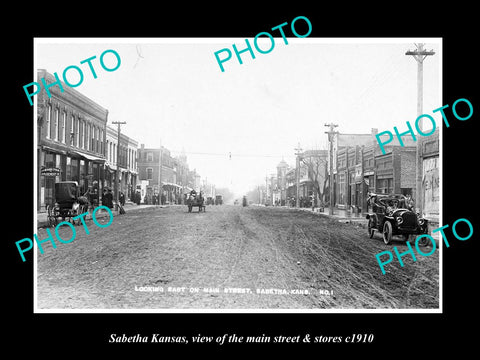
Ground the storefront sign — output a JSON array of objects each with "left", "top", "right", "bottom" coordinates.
[{"left": 41, "top": 167, "right": 61, "bottom": 176}]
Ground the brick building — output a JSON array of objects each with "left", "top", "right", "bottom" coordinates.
[
  {"left": 137, "top": 144, "right": 196, "bottom": 204},
  {"left": 330, "top": 128, "right": 416, "bottom": 214},
  {"left": 333, "top": 131, "right": 375, "bottom": 212},
  {"left": 36, "top": 69, "right": 108, "bottom": 210},
  {"left": 105, "top": 125, "right": 138, "bottom": 201}
]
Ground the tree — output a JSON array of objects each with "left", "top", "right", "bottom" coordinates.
[{"left": 300, "top": 150, "right": 328, "bottom": 207}]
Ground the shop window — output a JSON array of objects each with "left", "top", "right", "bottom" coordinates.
[
  {"left": 71, "top": 159, "right": 79, "bottom": 181},
  {"left": 66, "top": 157, "right": 71, "bottom": 180},
  {"left": 377, "top": 178, "right": 393, "bottom": 194},
  {"left": 337, "top": 172, "right": 346, "bottom": 204}
]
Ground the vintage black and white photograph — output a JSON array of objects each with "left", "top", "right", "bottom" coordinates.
[{"left": 33, "top": 38, "right": 442, "bottom": 312}]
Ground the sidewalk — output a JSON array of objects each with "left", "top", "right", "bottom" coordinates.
[
  {"left": 290, "top": 206, "right": 369, "bottom": 227},
  {"left": 36, "top": 202, "right": 165, "bottom": 228}
]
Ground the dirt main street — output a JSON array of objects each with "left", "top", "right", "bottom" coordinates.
[{"left": 36, "top": 205, "right": 439, "bottom": 310}]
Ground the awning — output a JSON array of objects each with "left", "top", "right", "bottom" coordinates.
[
  {"left": 162, "top": 182, "right": 182, "bottom": 189},
  {"left": 41, "top": 145, "right": 67, "bottom": 155},
  {"left": 71, "top": 150, "right": 105, "bottom": 163}
]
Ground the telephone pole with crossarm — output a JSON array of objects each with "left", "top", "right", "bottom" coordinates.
[{"left": 406, "top": 43, "right": 435, "bottom": 214}]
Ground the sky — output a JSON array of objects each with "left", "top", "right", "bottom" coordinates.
[{"left": 35, "top": 38, "right": 441, "bottom": 197}]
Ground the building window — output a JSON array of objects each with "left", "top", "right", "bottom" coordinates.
[
  {"left": 147, "top": 152, "right": 153, "bottom": 162},
  {"left": 147, "top": 168, "right": 153, "bottom": 180},
  {"left": 45, "top": 105, "right": 51, "bottom": 140},
  {"left": 53, "top": 108, "right": 59, "bottom": 141},
  {"left": 74, "top": 117, "right": 79, "bottom": 147},
  {"left": 100, "top": 129, "right": 103, "bottom": 155},
  {"left": 82, "top": 123, "right": 85, "bottom": 149},
  {"left": 94, "top": 126, "right": 97, "bottom": 152},
  {"left": 61, "top": 111, "right": 66, "bottom": 144},
  {"left": 80, "top": 120, "right": 84, "bottom": 149},
  {"left": 95, "top": 127, "right": 99, "bottom": 153},
  {"left": 113, "top": 143, "right": 116, "bottom": 164},
  {"left": 337, "top": 172, "right": 346, "bottom": 205},
  {"left": 377, "top": 178, "right": 393, "bottom": 194},
  {"left": 69, "top": 115, "right": 74, "bottom": 146},
  {"left": 85, "top": 124, "right": 90, "bottom": 150}
]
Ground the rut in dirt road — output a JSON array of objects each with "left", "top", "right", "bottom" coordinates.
[{"left": 36, "top": 205, "right": 439, "bottom": 310}]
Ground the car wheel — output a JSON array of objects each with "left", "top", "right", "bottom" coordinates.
[
  {"left": 416, "top": 235, "right": 429, "bottom": 247},
  {"left": 367, "top": 219, "right": 375, "bottom": 239},
  {"left": 383, "top": 221, "right": 393, "bottom": 245}
]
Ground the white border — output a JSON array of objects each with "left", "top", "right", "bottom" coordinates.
[{"left": 33, "top": 37, "right": 443, "bottom": 314}]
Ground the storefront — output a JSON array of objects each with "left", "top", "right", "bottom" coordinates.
[
  {"left": 38, "top": 147, "right": 105, "bottom": 210},
  {"left": 162, "top": 182, "right": 183, "bottom": 204}
]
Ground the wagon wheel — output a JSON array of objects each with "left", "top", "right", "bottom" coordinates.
[
  {"left": 383, "top": 221, "right": 393, "bottom": 245},
  {"left": 47, "top": 215, "right": 57, "bottom": 227},
  {"left": 46, "top": 205, "right": 57, "bottom": 227},
  {"left": 367, "top": 219, "right": 375, "bottom": 239}
]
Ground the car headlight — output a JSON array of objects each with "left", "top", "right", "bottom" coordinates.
[
  {"left": 396, "top": 217, "right": 403, "bottom": 225},
  {"left": 418, "top": 218, "right": 425, "bottom": 226}
]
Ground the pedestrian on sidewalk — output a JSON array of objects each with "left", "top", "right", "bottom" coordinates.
[{"left": 102, "top": 188, "right": 114, "bottom": 209}]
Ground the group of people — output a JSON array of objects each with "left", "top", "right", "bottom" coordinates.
[
  {"left": 366, "top": 192, "right": 415, "bottom": 213},
  {"left": 286, "top": 195, "right": 317, "bottom": 208},
  {"left": 143, "top": 193, "right": 167, "bottom": 205},
  {"left": 99, "top": 188, "right": 126, "bottom": 209}
]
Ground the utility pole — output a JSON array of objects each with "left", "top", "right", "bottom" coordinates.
[
  {"left": 406, "top": 43, "right": 435, "bottom": 214},
  {"left": 158, "top": 139, "right": 163, "bottom": 204},
  {"left": 324, "top": 123, "right": 338, "bottom": 215},
  {"left": 294, "top": 143, "right": 303, "bottom": 208},
  {"left": 112, "top": 121, "right": 126, "bottom": 211}
]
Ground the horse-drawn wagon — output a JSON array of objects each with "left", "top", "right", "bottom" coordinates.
[
  {"left": 186, "top": 190, "right": 205, "bottom": 213},
  {"left": 46, "top": 181, "right": 90, "bottom": 226}
]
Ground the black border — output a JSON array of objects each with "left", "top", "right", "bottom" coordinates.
[{"left": 7, "top": 6, "right": 478, "bottom": 354}]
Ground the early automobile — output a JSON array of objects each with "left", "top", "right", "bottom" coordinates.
[
  {"left": 215, "top": 194, "right": 223, "bottom": 205},
  {"left": 365, "top": 193, "right": 429, "bottom": 245}
]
